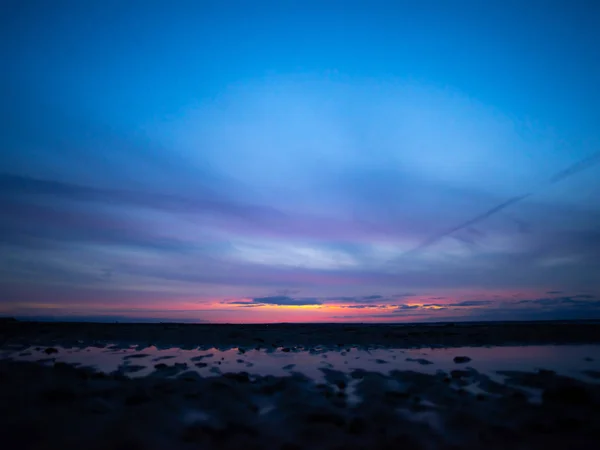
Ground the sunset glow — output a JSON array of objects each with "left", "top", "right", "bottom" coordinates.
[{"left": 1, "top": 1, "right": 599, "bottom": 322}]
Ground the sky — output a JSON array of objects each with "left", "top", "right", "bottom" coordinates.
[{"left": 1, "top": 0, "right": 600, "bottom": 323}]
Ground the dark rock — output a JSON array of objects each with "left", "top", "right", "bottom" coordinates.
[
  {"left": 583, "top": 370, "right": 600, "bottom": 379},
  {"left": 347, "top": 417, "right": 367, "bottom": 434},
  {"left": 406, "top": 357, "right": 433, "bottom": 365},
  {"left": 453, "top": 356, "right": 471, "bottom": 364},
  {"left": 543, "top": 385, "right": 590, "bottom": 405},
  {"left": 191, "top": 354, "right": 214, "bottom": 361},
  {"left": 85, "top": 398, "right": 113, "bottom": 414},
  {"left": 53, "top": 362, "right": 74, "bottom": 371},
  {"left": 375, "top": 359, "right": 388, "bottom": 364},
  {"left": 44, "top": 347, "right": 58, "bottom": 355},
  {"left": 125, "top": 391, "right": 152, "bottom": 405},
  {"left": 41, "top": 387, "right": 77, "bottom": 403},
  {"left": 335, "top": 380, "right": 347, "bottom": 390},
  {"left": 195, "top": 362, "right": 208, "bottom": 368},
  {"left": 281, "top": 347, "right": 291, "bottom": 352},
  {"left": 153, "top": 355, "right": 176, "bottom": 362},
  {"left": 304, "top": 412, "right": 345, "bottom": 427},
  {"left": 178, "top": 371, "right": 202, "bottom": 382},
  {"left": 282, "top": 364, "right": 296, "bottom": 370},
  {"left": 0, "top": 317, "right": 18, "bottom": 323},
  {"left": 280, "top": 443, "right": 302, "bottom": 450},
  {"left": 450, "top": 370, "right": 471, "bottom": 379},
  {"left": 511, "top": 390, "right": 528, "bottom": 401},
  {"left": 123, "top": 353, "right": 149, "bottom": 359},
  {"left": 117, "top": 365, "right": 146, "bottom": 374},
  {"left": 223, "top": 372, "right": 250, "bottom": 383}
]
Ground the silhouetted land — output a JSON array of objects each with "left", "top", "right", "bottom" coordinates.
[
  {"left": 2, "top": 320, "right": 600, "bottom": 350},
  {"left": 1, "top": 320, "right": 600, "bottom": 449}
]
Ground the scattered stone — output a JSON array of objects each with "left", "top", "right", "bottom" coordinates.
[
  {"left": 41, "top": 387, "right": 77, "bottom": 403},
  {"left": 152, "top": 355, "right": 176, "bottom": 362},
  {"left": 282, "top": 364, "right": 296, "bottom": 370},
  {"left": 53, "top": 361, "right": 75, "bottom": 370},
  {"left": 406, "top": 357, "right": 433, "bottom": 365},
  {"left": 195, "top": 362, "right": 208, "bottom": 368},
  {"left": 583, "top": 370, "right": 600, "bottom": 379},
  {"left": 304, "top": 412, "right": 345, "bottom": 427},
  {"left": 123, "top": 353, "right": 149, "bottom": 359},
  {"left": 543, "top": 385, "right": 590, "bottom": 405},
  {"left": 36, "top": 358, "right": 56, "bottom": 364},
  {"left": 453, "top": 356, "right": 471, "bottom": 364},
  {"left": 347, "top": 417, "right": 367, "bottom": 434},
  {"left": 44, "top": 347, "right": 59, "bottom": 355},
  {"left": 450, "top": 370, "right": 471, "bottom": 379},
  {"left": 85, "top": 398, "right": 113, "bottom": 414},
  {"left": 125, "top": 391, "right": 152, "bottom": 406},
  {"left": 375, "top": 359, "right": 388, "bottom": 364},
  {"left": 191, "top": 353, "right": 214, "bottom": 361},
  {"left": 117, "top": 364, "right": 146, "bottom": 374},
  {"left": 178, "top": 371, "right": 203, "bottom": 382},
  {"left": 223, "top": 372, "right": 250, "bottom": 383},
  {"left": 281, "top": 347, "right": 291, "bottom": 352}
]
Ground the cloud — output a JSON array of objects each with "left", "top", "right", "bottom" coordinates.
[
  {"left": 251, "top": 296, "right": 322, "bottom": 306},
  {"left": 401, "top": 150, "right": 600, "bottom": 256},
  {"left": 0, "top": 173, "right": 284, "bottom": 223},
  {"left": 450, "top": 300, "right": 493, "bottom": 307},
  {"left": 402, "top": 192, "right": 533, "bottom": 256},
  {"left": 324, "top": 294, "right": 388, "bottom": 304},
  {"left": 516, "top": 296, "right": 600, "bottom": 308},
  {"left": 340, "top": 304, "right": 386, "bottom": 309},
  {"left": 397, "top": 304, "right": 421, "bottom": 310}
]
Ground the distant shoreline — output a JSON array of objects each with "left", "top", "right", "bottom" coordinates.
[{"left": 2, "top": 320, "right": 600, "bottom": 350}]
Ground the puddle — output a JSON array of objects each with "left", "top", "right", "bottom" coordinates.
[{"left": 1, "top": 344, "right": 599, "bottom": 404}]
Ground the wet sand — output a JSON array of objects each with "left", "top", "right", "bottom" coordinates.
[{"left": 1, "top": 321, "right": 600, "bottom": 449}]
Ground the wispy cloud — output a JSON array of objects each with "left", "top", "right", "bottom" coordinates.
[
  {"left": 400, "top": 150, "right": 600, "bottom": 256},
  {"left": 231, "top": 296, "right": 323, "bottom": 306}
]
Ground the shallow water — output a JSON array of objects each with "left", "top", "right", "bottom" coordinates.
[{"left": 2, "top": 344, "right": 599, "bottom": 386}]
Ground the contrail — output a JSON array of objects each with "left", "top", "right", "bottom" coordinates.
[
  {"left": 404, "top": 193, "right": 533, "bottom": 256},
  {"left": 399, "top": 150, "right": 600, "bottom": 256}
]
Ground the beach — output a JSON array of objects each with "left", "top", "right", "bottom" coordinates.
[{"left": 1, "top": 320, "right": 600, "bottom": 450}]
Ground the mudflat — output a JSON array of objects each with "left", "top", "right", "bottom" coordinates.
[{"left": 1, "top": 320, "right": 600, "bottom": 450}]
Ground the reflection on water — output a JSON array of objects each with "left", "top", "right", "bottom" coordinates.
[{"left": 2, "top": 344, "right": 599, "bottom": 387}]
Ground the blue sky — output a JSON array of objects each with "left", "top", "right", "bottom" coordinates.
[{"left": 1, "top": 0, "right": 599, "bottom": 322}]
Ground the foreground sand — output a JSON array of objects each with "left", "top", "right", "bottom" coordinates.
[
  {"left": 1, "top": 358, "right": 599, "bottom": 450},
  {"left": 1, "top": 321, "right": 600, "bottom": 449}
]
